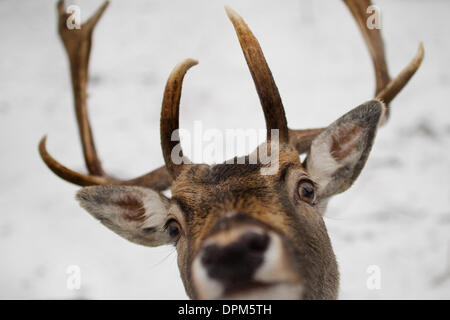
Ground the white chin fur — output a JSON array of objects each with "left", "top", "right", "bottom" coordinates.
[{"left": 192, "top": 257, "right": 224, "bottom": 299}]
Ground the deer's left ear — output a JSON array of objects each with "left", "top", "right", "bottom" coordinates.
[{"left": 305, "top": 100, "right": 385, "bottom": 199}]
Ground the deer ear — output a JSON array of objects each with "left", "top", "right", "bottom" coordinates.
[
  {"left": 76, "top": 186, "right": 171, "bottom": 246},
  {"left": 305, "top": 100, "right": 385, "bottom": 199}
]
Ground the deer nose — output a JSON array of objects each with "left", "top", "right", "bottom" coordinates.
[{"left": 200, "top": 231, "right": 270, "bottom": 283}]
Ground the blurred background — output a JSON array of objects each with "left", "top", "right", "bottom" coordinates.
[{"left": 0, "top": 0, "right": 449, "bottom": 299}]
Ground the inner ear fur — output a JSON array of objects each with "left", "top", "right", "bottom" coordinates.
[
  {"left": 305, "top": 100, "right": 384, "bottom": 199},
  {"left": 76, "top": 185, "right": 171, "bottom": 247}
]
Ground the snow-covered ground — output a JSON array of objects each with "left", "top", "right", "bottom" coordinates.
[{"left": 0, "top": 0, "right": 449, "bottom": 299}]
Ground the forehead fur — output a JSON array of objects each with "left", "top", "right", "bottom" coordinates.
[
  {"left": 172, "top": 143, "right": 300, "bottom": 198},
  {"left": 170, "top": 144, "right": 303, "bottom": 248}
]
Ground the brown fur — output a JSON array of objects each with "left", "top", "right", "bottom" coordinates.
[
  {"left": 171, "top": 144, "right": 339, "bottom": 299},
  {"left": 114, "top": 197, "right": 146, "bottom": 222},
  {"left": 331, "top": 125, "right": 363, "bottom": 161}
]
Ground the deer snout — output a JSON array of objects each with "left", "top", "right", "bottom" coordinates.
[
  {"left": 192, "top": 221, "right": 303, "bottom": 299},
  {"left": 201, "top": 231, "right": 270, "bottom": 283}
]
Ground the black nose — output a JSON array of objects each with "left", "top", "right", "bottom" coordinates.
[{"left": 201, "top": 232, "right": 270, "bottom": 284}]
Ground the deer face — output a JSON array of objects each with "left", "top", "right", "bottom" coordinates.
[
  {"left": 76, "top": 99, "right": 384, "bottom": 299},
  {"left": 41, "top": 1, "right": 423, "bottom": 300},
  {"left": 171, "top": 144, "right": 338, "bottom": 299}
]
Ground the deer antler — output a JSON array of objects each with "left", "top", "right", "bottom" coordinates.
[
  {"left": 375, "top": 43, "right": 424, "bottom": 116},
  {"left": 55, "top": 0, "right": 108, "bottom": 176},
  {"left": 225, "top": 6, "right": 290, "bottom": 144},
  {"left": 41, "top": 1, "right": 424, "bottom": 189},
  {"left": 160, "top": 59, "right": 198, "bottom": 178},
  {"left": 39, "top": 0, "right": 172, "bottom": 191},
  {"left": 289, "top": 0, "right": 424, "bottom": 153}
]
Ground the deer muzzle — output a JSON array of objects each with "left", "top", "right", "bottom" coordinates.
[{"left": 191, "top": 214, "right": 303, "bottom": 299}]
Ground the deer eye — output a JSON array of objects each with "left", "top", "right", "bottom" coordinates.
[
  {"left": 297, "top": 179, "right": 316, "bottom": 205},
  {"left": 165, "top": 219, "right": 182, "bottom": 243}
]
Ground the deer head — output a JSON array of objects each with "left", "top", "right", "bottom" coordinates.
[{"left": 39, "top": 0, "right": 423, "bottom": 299}]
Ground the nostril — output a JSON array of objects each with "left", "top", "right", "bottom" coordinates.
[
  {"left": 201, "top": 243, "right": 243, "bottom": 267},
  {"left": 242, "top": 232, "right": 270, "bottom": 253},
  {"left": 200, "top": 231, "right": 271, "bottom": 284},
  {"left": 201, "top": 251, "right": 214, "bottom": 266}
]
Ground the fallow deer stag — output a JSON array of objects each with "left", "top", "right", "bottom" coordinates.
[{"left": 39, "top": 0, "right": 423, "bottom": 299}]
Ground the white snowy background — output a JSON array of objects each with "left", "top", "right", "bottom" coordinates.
[{"left": 0, "top": 0, "right": 449, "bottom": 299}]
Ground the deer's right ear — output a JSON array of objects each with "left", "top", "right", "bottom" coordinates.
[
  {"left": 76, "top": 186, "right": 171, "bottom": 247},
  {"left": 305, "top": 100, "right": 385, "bottom": 200}
]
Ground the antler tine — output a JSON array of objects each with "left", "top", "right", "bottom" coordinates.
[
  {"left": 40, "top": 135, "right": 112, "bottom": 186},
  {"left": 160, "top": 59, "right": 198, "bottom": 179},
  {"left": 39, "top": 0, "right": 173, "bottom": 190},
  {"left": 343, "top": 0, "right": 424, "bottom": 123},
  {"left": 225, "top": 6, "right": 289, "bottom": 144},
  {"left": 343, "top": 0, "right": 390, "bottom": 98},
  {"left": 376, "top": 43, "right": 424, "bottom": 107},
  {"left": 84, "top": 1, "right": 110, "bottom": 31},
  {"left": 39, "top": 136, "right": 172, "bottom": 191},
  {"left": 288, "top": 0, "right": 424, "bottom": 154}
]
